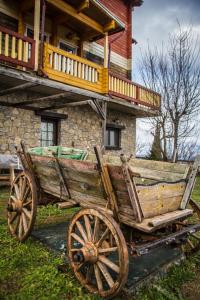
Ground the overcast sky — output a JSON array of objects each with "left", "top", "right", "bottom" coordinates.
[
  {"left": 132, "top": 0, "right": 200, "bottom": 80},
  {"left": 132, "top": 0, "right": 200, "bottom": 154}
]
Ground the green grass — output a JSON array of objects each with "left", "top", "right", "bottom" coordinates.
[
  {"left": 192, "top": 176, "right": 200, "bottom": 203},
  {"left": 0, "top": 187, "right": 99, "bottom": 300},
  {"left": 0, "top": 177, "right": 199, "bottom": 300}
]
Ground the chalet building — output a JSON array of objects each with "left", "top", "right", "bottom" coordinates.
[{"left": 0, "top": 0, "right": 160, "bottom": 156}]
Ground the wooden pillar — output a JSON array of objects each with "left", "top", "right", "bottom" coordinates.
[
  {"left": 104, "top": 32, "right": 109, "bottom": 68},
  {"left": 34, "top": 0, "right": 41, "bottom": 71},
  {"left": 18, "top": 12, "right": 24, "bottom": 35},
  {"left": 52, "top": 24, "right": 58, "bottom": 46},
  {"left": 77, "top": 40, "right": 83, "bottom": 57},
  {"left": 102, "top": 101, "right": 107, "bottom": 152}
]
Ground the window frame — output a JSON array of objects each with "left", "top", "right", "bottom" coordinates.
[
  {"left": 58, "top": 39, "right": 78, "bottom": 55},
  {"left": 105, "top": 124, "right": 125, "bottom": 150},
  {"left": 40, "top": 117, "right": 60, "bottom": 147},
  {"left": 25, "top": 24, "right": 51, "bottom": 42}
]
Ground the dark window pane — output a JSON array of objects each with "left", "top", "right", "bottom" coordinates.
[
  {"left": 0, "top": 12, "right": 18, "bottom": 32},
  {"left": 59, "top": 42, "right": 76, "bottom": 54},
  {"left": 105, "top": 127, "right": 120, "bottom": 149},
  {"left": 40, "top": 118, "right": 58, "bottom": 147}
]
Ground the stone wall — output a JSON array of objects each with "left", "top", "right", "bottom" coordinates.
[
  {"left": 0, "top": 98, "right": 136, "bottom": 156},
  {"left": 0, "top": 106, "right": 41, "bottom": 154}
]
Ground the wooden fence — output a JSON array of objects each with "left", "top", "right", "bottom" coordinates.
[
  {"left": 0, "top": 26, "right": 35, "bottom": 69},
  {"left": 43, "top": 43, "right": 108, "bottom": 94},
  {"left": 109, "top": 72, "right": 161, "bottom": 109}
]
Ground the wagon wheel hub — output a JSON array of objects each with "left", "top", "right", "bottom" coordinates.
[
  {"left": 7, "top": 200, "right": 23, "bottom": 213},
  {"left": 73, "top": 242, "right": 98, "bottom": 264}
]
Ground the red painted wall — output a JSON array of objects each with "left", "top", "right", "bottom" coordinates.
[{"left": 98, "top": 0, "right": 132, "bottom": 60}]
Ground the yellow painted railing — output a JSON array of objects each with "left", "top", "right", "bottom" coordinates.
[
  {"left": 109, "top": 72, "right": 161, "bottom": 109},
  {"left": 43, "top": 43, "right": 108, "bottom": 94},
  {"left": 0, "top": 26, "right": 35, "bottom": 69}
]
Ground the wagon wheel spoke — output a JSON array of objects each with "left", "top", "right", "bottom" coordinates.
[
  {"left": 84, "top": 215, "right": 92, "bottom": 241},
  {"left": 13, "top": 215, "right": 20, "bottom": 234},
  {"left": 14, "top": 183, "right": 20, "bottom": 199},
  {"left": 94, "top": 264, "right": 103, "bottom": 291},
  {"left": 71, "top": 233, "right": 85, "bottom": 246},
  {"left": 22, "top": 186, "right": 31, "bottom": 203},
  {"left": 20, "top": 176, "right": 27, "bottom": 199},
  {"left": 23, "top": 208, "right": 31, "bottom": 219},
  {"left": 98, "top": 255, "right": 119, "bottom": 273},
  {"left": 98, "top": 247, "right": 118, "bottom": 254},
  {"left": 23, "top": 200, "right": 32, "bottom": 208},
  {"left": 86, "top": 265, "right": 93, "bottom": 283},
  {"left": 9, "top": 212, "right": 18, "bottom": 224},
  {"left": 76, "top": 221, "right": 88, "bottom": 242},
  {"left": 96, "top": 228, "right": 109, "bottom": 247},
  {"left": 22, "top": 213, "right": 28, "bottom": 233},
  {"left": 7, "top": 170, "right": 37, "bottom": 242},
  {"left": 76, "top": 262, "right": 85, "bottom": 271},
  {"left": 18, "top": 216, "right": 23, "bottom": 238},
  {"left": 97, "top": 261, "right": 114, "bottom": 288},
  {"left": 68, "top": 208, "right": 129, "bottom": 298},
  {"left": 93, "top": 216, "right": 99, "bottom": 243},
  {"left": 10, "top": 195, "right": 17, "bottom": 202}
]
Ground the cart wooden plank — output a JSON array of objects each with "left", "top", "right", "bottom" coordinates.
[{"left": 120, "top": 209, "right": 193, "bottom": 233}]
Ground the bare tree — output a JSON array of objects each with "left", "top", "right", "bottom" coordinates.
[
  {"left": 136, "top": 140, "right": 150, "bottom": 157},
  {"left": 139, "top": 24, "right": 200, "bottom": 162}
]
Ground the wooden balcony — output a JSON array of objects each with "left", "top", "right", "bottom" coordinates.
[
  {"left": 0, "top": 26, "right": 35, "bottom": 70},
  {"left": 109, "top": 72, "right": 161, "bottom": 110},
  {"left": 0, "top": 26, "right": 160, "bottom": 111},
  {"left": 43, "top": 43, "right": 108, "bottom": 94}
]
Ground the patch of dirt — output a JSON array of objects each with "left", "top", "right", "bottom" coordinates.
[{"left": 181, "top": 270, "right": 200, "bottom": 300}]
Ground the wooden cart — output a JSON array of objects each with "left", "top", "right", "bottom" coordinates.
[{"left": 7, "top": 143, "right": 200, "bottom": 298}]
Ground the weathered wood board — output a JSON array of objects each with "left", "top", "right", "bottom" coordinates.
[
  {"left": 88, "top": 154, "right": 190, "bottom": 183},
  {"left": 29, "top": 153, "right": 191, "bottom": 230}
]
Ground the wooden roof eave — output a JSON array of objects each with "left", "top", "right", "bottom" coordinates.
[
  {"left": 45, "top": 0, "right": 125, "bottom": 41},
  {"left": 90, "top": 0, "right": 125, "bottom": 30}
]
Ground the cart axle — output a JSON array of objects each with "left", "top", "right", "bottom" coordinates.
[{"left": 131, "top": 223, "right": 200, "bottom": 256}]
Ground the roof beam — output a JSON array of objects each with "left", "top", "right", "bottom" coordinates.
[
  {"left": 39, "top": 100, "right": 90, "bottom": 111},
  {"left": 46, "top": 0, "right": 104, "bottom": 34},
  {"left": 12, "top": 92, "right": 71, "bottom": 107},
  {"left": 77, "top": 0, "right": 90, "bottom": 13},
  {"left": 0, "top": 82, "right": 38, "bottom": 96},
  {"left": 104, "top": 20, "right": 116, "bottom": 32}
]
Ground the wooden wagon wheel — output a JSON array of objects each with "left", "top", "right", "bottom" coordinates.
[
  {"left": 7, "top": 170, "right": 37, "bottom": 242},
  {"left": 68, "top": 208, "right": 129, "bottom": 299},
  {"left": 179, "top": 199, "right": 200, "bottom": 255}
]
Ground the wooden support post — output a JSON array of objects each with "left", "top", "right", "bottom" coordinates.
[
  {"left": 18, "top": 12, "right": 24, "bottom": 35},
  {"left": 34, "top": 0, "right": 41, "bottom": 71},
  {"left": 53, "top": 155, "right": 71, "bottom": 199},
  {"left": 94, "top": 146, "right": 119, "bottom": 219},
  {"left": 52, "top": 22, "right": 58, "bottom": 46},
  {"left": 102, "top": 101, "right": 107, "bottom": 151},
  {"left": 120, "top": 154, "right": 143, "bottom": 223},
  {"left": 104, "top": 32, "right": 109, "bottom": 68},
  {"left": 39, "top": 0, "right": 46, "bottom": 70},
  {"left": 180, "top": 155, "right": 200, "bottom": 209}
]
